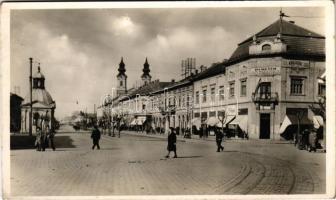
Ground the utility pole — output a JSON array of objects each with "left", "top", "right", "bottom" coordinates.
[{"left": 29, "top": 58, "right": 33, "bottom": 136}]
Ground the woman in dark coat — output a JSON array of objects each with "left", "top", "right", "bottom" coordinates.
[{"left": 165, "top": 128, "right": 177, "bottom": 158}]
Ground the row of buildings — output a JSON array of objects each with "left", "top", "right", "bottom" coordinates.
[{"left": 100, "top": 18, "right": 325, "bottom": 141}]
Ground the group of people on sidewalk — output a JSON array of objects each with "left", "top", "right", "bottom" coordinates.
[{"left": 35, "top": 124, "right": 55, "bottom": 151}]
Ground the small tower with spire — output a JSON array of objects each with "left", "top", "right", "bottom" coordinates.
[
  {"left": 141, "top": 57, "right": 152, "bottom": 85},
  {"left": 116, "top": 57, "right": 127, "bottom": 96}
]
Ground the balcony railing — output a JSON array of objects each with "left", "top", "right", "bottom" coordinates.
[{"left": 252, "top": 92, "right": 279, "bottom": 103}]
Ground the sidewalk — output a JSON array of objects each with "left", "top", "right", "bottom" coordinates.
[{"left": 114, "top": 130, "right": 293, "bottom": 145}]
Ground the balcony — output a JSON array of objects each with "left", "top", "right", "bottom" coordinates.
[{"left": 252, "top": 92, "right": 279, "bottom": 103}]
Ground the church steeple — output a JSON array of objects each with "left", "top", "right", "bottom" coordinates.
[
  {"left": 117, "top": 57, "right": 126, "bottom": 78},
  {"left": 116, "top": 57, "right": 127, "bottom": 96},
  {"left": 141, "top": 57, "right": 152, "bottom": 85}
]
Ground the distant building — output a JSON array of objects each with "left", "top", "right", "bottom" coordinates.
[
  {"left": 10, "top": 93, "right": 23, "bottom": 133},
  {"left": 21, "top": 66, "right": 56, "bottom": 134}
]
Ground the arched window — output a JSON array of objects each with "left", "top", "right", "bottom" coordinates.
[{"left": 262, "top": 44, "right": 271, "bottom": 51}]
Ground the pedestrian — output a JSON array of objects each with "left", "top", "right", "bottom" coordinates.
[
  {"left": 165, "top": 128, "right": 177, "bottom": 158},
  {"left": 41, "top": 124, "right": 48, "bottom": 151},
  {"left": 35, "top": 126, "right": 42, "bottom": 151},
  {"left": 215, "top": 128, "right": 224, "bottom": 152},
  {"left": 91, "top": 125, "right": 101, "bottom": 150},
  {"left": 46, "top": 125, "right": 56, "bottom": 151}
]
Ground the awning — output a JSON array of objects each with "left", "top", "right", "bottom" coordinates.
[
  {"left": 191, "top": 118, "right": 201, "bottom": 129},
  {"left": 216, "top": 115, "right": 235, "bottom": 127},
  {"left": 313, "top": 115, "right": 324, "bottom": 129},
  {"left": 136, "top": 116, "right": 146, "bottom": 125},
  {"left": 279, "top": 114, "right": 312, "bottom": 134},
  {"left": 229, "top": 115, "right": 248, "bottom": 133},
  {"left": 206, "top": 117, "right": 220, "bottom": 126},
  {"left": 130, "top": 119, "right": 137, "bottom": 125}
]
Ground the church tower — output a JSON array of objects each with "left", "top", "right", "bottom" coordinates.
[
  {"left": 141, "top": 57, "right": 152, "bottom": 85},
  {"left": 116, "top": 57, "right": 127, "bottom": 96}
]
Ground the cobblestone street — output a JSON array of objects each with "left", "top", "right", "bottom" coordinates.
[{"left": 10, "top": 129, "right": 326, "bottom": 196}]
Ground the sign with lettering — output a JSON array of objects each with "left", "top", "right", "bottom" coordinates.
[
  {"left": 282, "top": 60, "right": 309, "bottom": 68},
  {"left": 251, "top": 66, "right": 280, "bottom": 76}
]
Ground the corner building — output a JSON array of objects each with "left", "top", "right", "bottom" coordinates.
[{"left": 193, "top": 19, "right": 325, "bottom": 140}]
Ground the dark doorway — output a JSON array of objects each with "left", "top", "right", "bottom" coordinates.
[{"left": 260, "top": 113, "right": 270, "bottom": 139}]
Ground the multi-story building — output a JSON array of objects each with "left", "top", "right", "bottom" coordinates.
[{"left": 192, "top": 18, "right": 325, "bottom": 140}]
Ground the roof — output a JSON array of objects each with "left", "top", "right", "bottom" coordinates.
[
  {"left": 229, "top": 19, "right": 325, "bottom": 64},
  {"left": 120, "top": 81, "right": 172, "bottom": 101},
  {"left": 10, "top": 93, "right": 24, "bottom": 101},
  {"left": 22, "top": 88, "right": 55, "bottom": 107},
  {"left": 192, "top": 62, "right": 226, "bottom": 81}
]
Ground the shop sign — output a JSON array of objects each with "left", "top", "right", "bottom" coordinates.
[
  {"left": 251, "top": 66, "right": 280, "bottom": 76},
  {"left": 282, "top": 60, "right": 309, "bottom": 68}
]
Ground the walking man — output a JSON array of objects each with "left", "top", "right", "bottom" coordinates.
[
  {"left": 215, "top": 128, "right": 224, "bottom": 152},
  {"left": 91, "top": 125, "right": 101, "bottom": 150},
  {"left": 165, "top": 128, "right": 177, "bottom": 158}
]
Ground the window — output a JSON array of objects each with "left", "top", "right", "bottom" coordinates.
[
  {"left": 240, "top": 79, "right": 247, "bottom": 96},
  {"left": 229, "top": 82, "right": 235, "bottom": 97},
  {"left": 259, "top": 82, "right": 271, "bottom": 98},
  {"left": 120, "top": 81, "right": 123, "bottom": 86},
  {"left": 318, "top": 83, "right": 325, "bottom": 96},
  {"left": 195, "top": 91, "right": 199, "bottom": 104},
  {"left": 202, "top": 89, "right": 207, "bottom": 103},
  {"left": 219, "top": 86, "right": 225, "bottom": 101},
  {"left": 290, "top": 78, "right": 304, "bottom": 95},
  {"left": 186, "top": 96, "right": 190, "bottom": 107},
  {"left": 211, "top": 87, "right": 216, "bottom": 102},
  {"left": 262, "top": 44, "right": 271, "bottom": 51}
]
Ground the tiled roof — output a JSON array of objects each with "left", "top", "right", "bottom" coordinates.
[
  {"left": 229, "top": 19, "right": 325, "bottom": 64},
  {"left": 121, "top": 81, "right": 172, "bottom": 100},
  {"left": 192, "top": 62, "right": 226, "bottom": 81}
]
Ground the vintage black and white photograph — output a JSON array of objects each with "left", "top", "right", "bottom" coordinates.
[{"left": 2, "top": 1, "right": 335, "bottom": 199}]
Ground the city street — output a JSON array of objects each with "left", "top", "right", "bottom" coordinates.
[{"left": 10, "top": 127, "right": 325, "bottom": 196}]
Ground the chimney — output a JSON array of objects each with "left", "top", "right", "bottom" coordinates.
[{"left": 195, "top": 69, "right": 198, "bottom": 74}]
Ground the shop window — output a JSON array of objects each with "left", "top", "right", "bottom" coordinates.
[
  {"left": 240, "top": 79, "right": 247, "bottom": 96},
  {"left": 229, "top": 82, "right": 235, "bottom": 97},
  {"left": 290, "top": 78, "right": 304, "bottom": 95},
  {"left": 318, "top": 83, "right": 325, "bottom": 96},
  {"left": 262, "top": 44, "right": 271, "bottom": 51}
]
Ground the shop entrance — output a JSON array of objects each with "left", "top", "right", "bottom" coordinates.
[{"left": 260, "top": 113, "right": 270, "bottom": 139}]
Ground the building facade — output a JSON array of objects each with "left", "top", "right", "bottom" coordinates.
[
  {"left": 192, "top": 19, "right": 325, "bottom": 140},
  {"left": 21, "top": 66, "right": 56, "bottom": 134}
]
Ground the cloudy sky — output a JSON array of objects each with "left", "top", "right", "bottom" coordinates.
[{"left": 10, "top": 6, "right": 325, "bottom": 119}]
